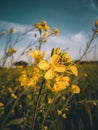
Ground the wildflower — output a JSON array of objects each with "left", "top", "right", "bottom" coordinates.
[
  {"left": 62, "top": 113, "right": 67, "bottom": 119},
  {"left": 2, "top": 31, "right": 6, "bottom": 35},
  {"left": 51, "top": 48, "right": 61, "bottom": 56},
  {"left": 7, "top": 48, "right": 16, "bottom": 55},
  {"left": 41, "top": 20, "right": 47, "bottom": 26},
  {"left": 27, "top": 94, "right": 32, "bottom": 100},
  {"left": 61, "top": 52, "right": 72, "bottom": 62},
  {"left": 19, "top": 71, "right": 29, "bottom": 87},
  {"left": 71, "top": 85, "right": 80, "bottom": 94},
  {"left": 0, "top": 102, "right": 4, "bottom": 107},
  {"left": 52, "top": 76, "right": 70, "bottom": 92},
  {"left": 8, "top": 87, "right": 13, "bottom": 93},
  {"left": 57, "top": 109, "right": 62, "bottom": 115},
  {"left": 48, "top": 98, "right": 53, "bottom": 104},
  {"left": 42, "top": 126, "right": 48, "bottom": 130},
  {"left": 95, "top": 21, "right": 98, "bottom": 26},
  {"left": 19, "top": 104, "right": 22, "bottom": 108},
  {"left": 70, "top": 65, "right": 78, "bottom": 76},
  {"left": 29, "top": 49, "right": 46, "bottom": 63},
  {"left": 38, "top": 54, "right": 65, "bottom": 79},
  {"left": 11, "top": 93, "right": 17, "bottom": 99},
  {"left": 62, "top": 96, "right": 66, "bottom": 101},
  {"left": 43, "top": 31, "right": 49, "bottom": 37},
  {"left": 10, "top": 27, "right": 16, "bottom": 33},
  {"left": 93, "top": 101, "right": 97, "bottom": 106},
  {"left": 84, "top": 73, "right": 88, "bottom": 77},
  {"left": 44, "top": 25, "right": 50, "bottom": 31},
  {"left": 52, "top": 28, "right": 59, "bottom": 35},
  {"left": 11, "top": 110, "right": 14, "bottom": 114},
  {"left": 17, "top": 65, "right": 23, "bottom": 69},
  {"left": 95, "top": 29, "right": 98, "bottom": 33},
  {"left": 65, "top": 107, "right": 69, "bottom": 111},
  {"left": 19, "top": 69, "right": 39, "bottom": 88},
  {"left": 35, "top": 23, "right": 43, "bottom": 31}
]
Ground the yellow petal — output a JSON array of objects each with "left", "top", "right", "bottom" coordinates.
[
  {"left": 38, "top": 60, "right": 50, "bottom": 70},
  {"left": 50, "top": 54, "right": 60, "bottom": 65},
  {"left": 54, "top": 64, "right": 65, "bottom": 72},
  {"left": 44, "top": 69, "right": 54, "bottom": 79},
  {"left": 70, "top": 65, "right": 78, "bottom": 76}
]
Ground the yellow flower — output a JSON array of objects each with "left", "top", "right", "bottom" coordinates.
[
  {"left": 93, "top": 101, "right": 97, "bottom": 106},
  {"left": 19, "top": 71, "right": 29, "bottom": 86},
  {"left": 43, "top": 31, "right": 49, "bottom": 37},
  {"left": 71, "top": 85, "right": 80, "bottom": 94},
  {"left": 52, "top": 76, "right": 70, "bottom": 92},
  {"left": 10, "top": 28, "right": 16, "bottom": 33},
  {"left": 84, "top": 73, "right": 88, "bottom": 77},
  {"left": 51, "top": 48, "right": 61, "bottom": 56},
  {"left": 70, "top": 65, "right": 78, "bottom": 76},
  {"left": 35, "top": 23, "right": 43, "bottom": 31},
  {"left": 0, "top": 102, "right": 4, "bottom": 107},
  {"left": 7, "top": 48, "right": 16, "bottom": 55},
  {"left": 62, "top": 113, "right": 67, "bottom": 119},
  {"left": 29, "top": 49, "right": 46, "bottom": 63},
  {"left": 95, "top": 21, "right": 98, "bottom": 26},
  {"left": 17, "top": 65, "right": 23, "bottom": 69},
  {"left": 38, "top": 54, "right": 65, "bottom": 79},
  {"left": 65, "top": 107, "right": 69, "bottom": 111},
  {"left": 42, "top": 126, "right": 48, "bottom": 130},
  {"left": 19, "top": 70, "right": 39, "bottom": 88},
  {"left": 43, "top": 25, "right": 50, "bottom": 31},
  {"left": 95, "top": 29, "right": 98, "bottom": 33},
  {"left": 57, "top": 109, "right": 62, "bottom": 115},
  {"left": 2, "top": 31, "right": 6, "bottom": 35},
  {"left": 48, "top": 98, "right": 53, "bottom": 104},
  {"left": 41, "top": 20, "right": 47, "bottom": 26},
  {"left": 62, "top": 96, "right": 66, "bottom": 101},
  {"left": 11, "top": 93, "right": 17, "bottom": 99},
  {"left": 8, "top": 87, "right": 13, "bottom": 93},
  {"left": 52, "top": 28, "right": 59, "bottom": 35}
]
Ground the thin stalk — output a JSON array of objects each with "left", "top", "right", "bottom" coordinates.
[
  {"left": 79, "top": 32, "right": 96, "bottom": 61},
  {"left": 62, "top": 93, "right": 74, "bottom": 111},
  {"left": 31, "top": 79, "right": 45, "bottom": 130},
  {"left": 41, "top": 93, "right": 60, "bottom": 127},
  {"left": 1, "top": 89, "right": 27, "bottom": 128}
]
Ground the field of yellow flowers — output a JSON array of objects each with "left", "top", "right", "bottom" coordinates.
[{"left": 0, "top": 20, "right": 98, "bottom": 130}]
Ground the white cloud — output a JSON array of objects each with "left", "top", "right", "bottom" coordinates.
[
  {"left": 0, "top": 20, "right": 28, "bottom": 33},
  {"left": 71, "top": 32, "right": 87, "bottom": 44},
  {"left": 0, "top": 21, "right": 97, "bottom": 61}
]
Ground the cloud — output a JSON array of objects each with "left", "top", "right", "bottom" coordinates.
[
  {"left": 42, "top": 32, "right": 88, "bottom": 59},
  {"left": 71, "top": 32, "right": 87, "bottom": 44},
  {"left": 0, "top": 20, "right": 29, "bottom": 33},
  {"left": 0, "top": 21, "right": 97, "bottom": 61}
]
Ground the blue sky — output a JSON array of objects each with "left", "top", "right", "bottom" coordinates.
[{"left": 0, "top": 0, "right": 98, "bottom": 61}]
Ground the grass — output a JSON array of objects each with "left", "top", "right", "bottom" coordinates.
[{"left": 0, "top": 61, "right": 98, "bottom": 130}]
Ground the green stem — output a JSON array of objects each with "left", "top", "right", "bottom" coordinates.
[
  {"left": 41, "top": 93, "right": 60, "bottom": 127},
  {"left": 79, "top": 32, "right": 96, "bottom": 61},
  {"left": 1, "top": 89, "right": 27, "bottom": 128},
  {"left": 62, "top": 93, "right": 74, "bottom": 111},
  {"left": 31, "top": 79, "right": 45, "bottom": 130}
]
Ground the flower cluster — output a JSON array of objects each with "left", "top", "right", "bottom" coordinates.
[
  {"left": 19, "top": 47, "right": 79, "bottom": 93},
  {"left": 94, "top": 20, "right": 98, "bottom": 34},
  {"left": 6, "top": 48, "right": 16, "bottom": 56}
]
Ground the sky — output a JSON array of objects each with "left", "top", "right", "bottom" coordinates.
[{"left": 0, "top": 0, "right": 98, "bottom": 62}]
